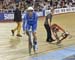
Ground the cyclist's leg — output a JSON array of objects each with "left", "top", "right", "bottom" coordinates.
[
  {"left": 26, "top": 24, "right": 32, "bottom": 55},
  {"left": 32, "top": 24, "right": 38, "bottom": 52}
]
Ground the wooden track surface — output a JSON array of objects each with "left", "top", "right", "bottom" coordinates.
[{"left": 0, "top": 13, "right": 75, "bottom": 60}]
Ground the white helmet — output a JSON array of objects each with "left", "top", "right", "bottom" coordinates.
[{"left": 27, "top": 7, "right": 34, "bottom": 11}]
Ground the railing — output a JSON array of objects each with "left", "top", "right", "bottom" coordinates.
[
  {"left": 0, "top": 7, "right": 75, "bottom": 21},
  {"left": 0, "top": 9, "right": 14, "bottom": 13}
]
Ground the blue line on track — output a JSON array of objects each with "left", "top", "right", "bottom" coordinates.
[{"left": 29, "top": 45, "right": 75, "bottom": 60}]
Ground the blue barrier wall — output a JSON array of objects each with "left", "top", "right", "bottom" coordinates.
[
  {"left": 0, "top": 13, "right": 4, "bottom": 21},
  {"left": 0, "top": 7, "right": 75, "bottom": 21}
]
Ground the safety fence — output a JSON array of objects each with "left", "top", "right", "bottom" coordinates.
[{"left": 0, "top": 7, "right": 75, "bottom": 21}]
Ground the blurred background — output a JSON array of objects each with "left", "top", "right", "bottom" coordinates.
[{"left": 0, "top": 0, "right": 75, "bottom": 12}]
